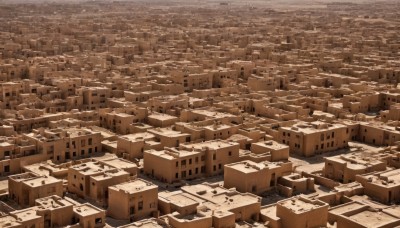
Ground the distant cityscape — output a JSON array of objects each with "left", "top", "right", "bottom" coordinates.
[{"left": 0, "top": 0, "right": 399, "bottom": 228}]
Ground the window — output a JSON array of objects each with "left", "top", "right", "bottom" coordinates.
[
  {"left": 321, "top": 134, "right": 324, "bottom": 140},
  {"left": 176, "top": 161, "right": 178, "bottom": 167},
  {"left": 175, "top": 173, "right": 178, "bottom": 178},
  {"left": 332, "top": 132, "right": 335, "bottom": 138},
  {"left": 195, "top": 168, "right": 198, "bottom": 174},
  {"left": 138, "top": 201, "right": 143, "bottom": 211},
  {"left": 189, "top": 170, "right": 192, "bottom": 176},
  {"left": 189, "top": 159, "right": 192, "bottom": 165},
  {"left": 4, "top": 165, "right": 10, "bottom": 173},
  {"left": 228, "top": 151, "right": 232, "bottom": 156},
  {"left": 213, "top": 165, "right": 216, "bottom": 171},
  {"left": 95, "top": 218, "right": 102, "bottom": 224},
  {"left": 181, "top": 160, "right": 186, "bottom": 166},
  {"left": 88, "top": 138, "right": 92, "bottom": 145},
  {"left": 201, "top": 156, "right": 205, "bottom": 161},
  {"left": 195, "top": 157, "right": 199, "bottom": 163},
  {"left": 219, "top": 164, "right": 222, "bottom": 170},
  {"left": 130, "top": 206, "right": 135, "bottom": 215},
  {"left": 213, "top": 154, "right": 216, "bottom": 160}
]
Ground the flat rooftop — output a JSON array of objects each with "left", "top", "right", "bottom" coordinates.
[
  {"left": 70, "top": 162, "right": 113, "bottom": 175},
  {"left": 11, "top": 208, "right": 41, "bottom": 222},
  {"left": 326, "top": 153, "right": 384, "bottom": 171},
  {"left": 278, "top": 197, "right": 327, "bottom": 214},
  {"left": 201, "top": 192, "right": 260, "bottom": 212},
  {"left": 90, "top": 169, "right": 128, "bottom": 181},
  {"left": 346, "top": 209, "right": 400, "bottom": 227},
  {"left": 281, "top": 121, "right": 346, "bottom": 134},
  {"left": 252, "top": 140, "right": 288, "bottom": 150},
  {"left": 110, "top": 179, "right": 157, "bottom": 194},
  {"left": 191, "top": 109, "right": 237, "bottom": 118},
  {"left": 22, "top": 176, "right": 61, "bottom": 188},
  {"left": 182, "top": 140, "right": 238, "bottom": 150},
  {"left": 203, "top": 124, "right": 234, "bottom": 131},
  {"left": 0, "top": 215, "right": 20, "bottom": 227},
  {"left": 35, "top": 195, "right": 73, "bottom": 210},
  {"left": 119, "top": 132, "right": 155, "bottom": 142},
  {"left": 73, "top": 203, "right": 103, "bottom": 217},
  {"left": 159, "top": 190, "right": 201, "bottom": 207},
  {"left": 329, "top": 201, "right": 366, "bottom": 216},
  {"left": 148, "top": 128, "right": 189, "bottom": 137},
  {"left": 148, "top": 113, "right": 178, "bottom": 121},
  {"left": 99, "top": 157, "right": 137, "bottom": 169},
  {"left": 121, "top": 219, "right": 166, "bottom": 228},
  {"left": 145, "top": 148, "right": 202, "bottom": 160},
  {"left": 225, "top": 160, "right": 282, "bottom": 173},
  {"left": 362, "top": 169, "right": 400, "bottom": 187},
  {"left": 182, "top": 183, "right": 261, "bottom": 211}
]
